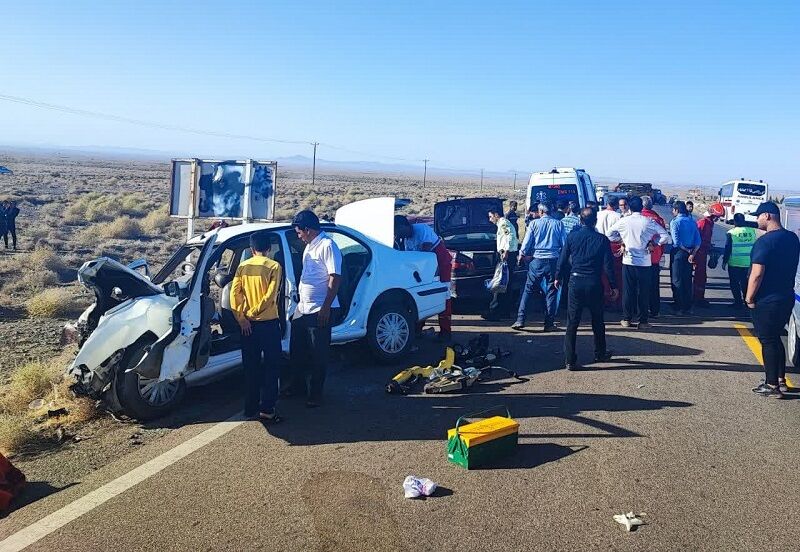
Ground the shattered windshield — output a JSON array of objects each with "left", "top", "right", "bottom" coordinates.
[{"left": 151, "top": 243, "right": 206, "bottom": 285}]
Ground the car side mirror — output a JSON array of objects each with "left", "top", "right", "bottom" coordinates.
[
  {"left": 164, "top": 281, "right": 180, "bottom": 297},
  {"left": 128, "top": 258, "right": 150, "bottom": 279}
]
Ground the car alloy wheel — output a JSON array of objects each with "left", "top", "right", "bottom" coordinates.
[
  {"left": 138, "top": 376, "right": 182, "bottom": 407},
  {"left": 375, "top": 312, "right": 410, "bottom": 354}
]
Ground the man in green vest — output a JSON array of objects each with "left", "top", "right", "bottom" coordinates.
[{"left": 722, "top": 213, "right": 757, "bottom": 308}]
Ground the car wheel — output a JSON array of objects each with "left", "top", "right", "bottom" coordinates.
[
  {"left": 366, "top": 301, "right": 414, "bottom": 364},
  {"left": 114, "top": 337, "right": 186, "bottom": 420},
  {"left": 789, "top": 314, "right": 800, "bottom": 367}
]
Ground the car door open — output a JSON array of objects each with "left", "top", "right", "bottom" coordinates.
[{"left": 133, "top": 234, "right": 218, "bottom": 381}]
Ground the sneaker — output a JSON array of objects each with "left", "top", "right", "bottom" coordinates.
[
  {"left": 594, "top": 350, "right": 613, "bottom": 362},
  {"left": 752, "top": 383, "right": 785, "bottom": 399},
  {"left": 565, "top": 363, "right": 580, "bottom": 371},
  {"left": 778, "top": 380, "right": 789, "bottom": 394},
  {"left": 511, "top": 321, "right": 525, "bottom": 330},
  {"left": 638, "top": 322, "right": 652, "bottom": 330},
  {"left": 543, "top": 324, "right": 559, "bottom": 332},
  {"left": 620, "top": 320, "right": 631, "bottom": 328}
]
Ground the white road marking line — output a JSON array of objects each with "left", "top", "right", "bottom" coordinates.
[{"left": 0, "top": 414, "right": 245, "bottom": 552}]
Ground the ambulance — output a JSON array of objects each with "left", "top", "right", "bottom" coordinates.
[{"left": 718, "top": 179, "right": 768, "bottom": 224}]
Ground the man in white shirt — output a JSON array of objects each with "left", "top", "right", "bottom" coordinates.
[
  {"left": 288, "top": 210, "right": 342, "bottom": 407},
  {"left": 606, "top": 196, "right": 670, "bottom": 329},
  {"left": 394, "top": 215, "right": 453, "bottom": 340},
  {"left": 485, "top": 207, "right": 519, "bottom": 320},
  {"left": 618, "top": 197, "right": 631, "bottom": 217},
  {"left": 596, "top": 197, "right": 622, "bottom": 234}
]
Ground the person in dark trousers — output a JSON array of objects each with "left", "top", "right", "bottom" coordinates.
[
  {"left": 2, "top": 200, "right": 18, "bottom": 250},
  {"left": 606, "top": 196, "right": 670, "bottom": 329},
  {"left": 230, "top": 232, "right": 283, "bottom": 422},
  {"left": 641, "top": 195, "right": 667, "bottom": 317},
  {"left": 722, "top": 213, "right": 756, "bottom": 308},
  {"left": 506, "top": 200, "right": 520, "bottom": 239},
  {"left": 669, "top": 200, "right": 701, "bottom": 315},
  {"left": 556, "top": 208, "right": 619, "bottom": 370},
  {"left": 288, "top": 210, "right": 342, "bottom": 407},
  {"left": 514, "top": 203, "right": 566, "bottom": 331},
  {"left": 553, "top": 200, "right": 567, "bottom": 220},
  {"left": 746, "top": 202, "right": 800, "bottom": 399}
]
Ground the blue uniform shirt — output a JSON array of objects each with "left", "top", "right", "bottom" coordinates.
[{"left": 670, "top": 214, "right": 701, "bottom": 250}]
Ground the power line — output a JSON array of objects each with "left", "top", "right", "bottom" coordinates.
[{"left": 0, "top": 93, "right": 313, "bottom": 146}]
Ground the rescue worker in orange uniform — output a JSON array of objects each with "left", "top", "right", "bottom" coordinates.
[{"left": 693, "top": 203, "right": 725, "bottom": 308}]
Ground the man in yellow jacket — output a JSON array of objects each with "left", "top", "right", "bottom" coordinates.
[{"left": 230, "top": 232, "right": 283, "bottom": 422}]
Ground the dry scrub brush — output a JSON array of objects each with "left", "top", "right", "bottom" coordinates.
[
  {"left": 25, "top": 287, "right": 80, "bottom": 318},
  {"left": 0, "top": 346, "right": 97, "bottom": 456}
]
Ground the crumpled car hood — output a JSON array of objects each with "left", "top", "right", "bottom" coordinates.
[{"left": 78, "top": 257, "right": 162, "bottom": 298}]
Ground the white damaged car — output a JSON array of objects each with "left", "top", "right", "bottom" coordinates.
[{"left": 64, "top": 198, "right": 448, "bottom": 419}]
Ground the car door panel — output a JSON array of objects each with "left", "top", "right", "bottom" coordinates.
[{"left": 132, "top": 235, "right": 217, "bottom": 381}]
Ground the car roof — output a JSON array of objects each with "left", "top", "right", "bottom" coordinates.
[{"left": 188, "top": 221, "right": 291, "bottom": 244}]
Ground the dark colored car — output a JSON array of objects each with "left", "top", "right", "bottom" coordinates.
[{"left": 433, "top": 197, "right": 527, "bottom": 301}]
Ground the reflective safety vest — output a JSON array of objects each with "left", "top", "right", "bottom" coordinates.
[{"left": 728, "top": 226, "right": 756, "bottom": 268}]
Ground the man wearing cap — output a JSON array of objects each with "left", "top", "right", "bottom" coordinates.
[
  {"left": 746, "top": 202, "right": 800, "bottom": 399},
  {"left": 693, "top": 203, "right": 725, "bottom": 308},
  {"left": 722, "top": 213, "right": 756, "bottom": 308},
  {"left": 288, "top": 210, "right": 342, "bottom": 408},
  {"left": 394, "top": 215, "right": 453, "bottom": 341}
]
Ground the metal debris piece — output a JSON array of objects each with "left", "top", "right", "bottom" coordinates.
[{"left": 613, "top": 511, "right": 646, "bottom": 532}]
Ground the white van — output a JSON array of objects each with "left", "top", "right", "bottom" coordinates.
[
  {"left": 782, "top": 197, "right": 800, "bottom": 367},
  {"left": 718, "top": 179, "right": 768, "bottom": 224},
  {"left": 526, "top": 168, "right": 597, "bottom": 213}
]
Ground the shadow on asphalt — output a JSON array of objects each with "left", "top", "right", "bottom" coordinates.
[
  {"left": 485, "top": 443, "right": 588, "bottom": 470},
  {"left": 6, "top": 481, "right": 78, "bottom": 516}
]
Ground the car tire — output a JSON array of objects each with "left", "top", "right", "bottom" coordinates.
[
  {"left": 789, "top": 314, "right": 800, "bottom": 368},
  {"left": 114, "top": 337, "right": 186, "bottom": 420},
  {"left": 366, "top": 301, "right": 415, "bottom": 365}
]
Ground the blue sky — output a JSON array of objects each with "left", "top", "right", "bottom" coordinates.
[{"left": 1, "top": 1, "right": 798, "bottom": 188}]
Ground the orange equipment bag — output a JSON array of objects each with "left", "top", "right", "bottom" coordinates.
[{"left": 0, "top": 453, "right": 26, "bottom": 515}]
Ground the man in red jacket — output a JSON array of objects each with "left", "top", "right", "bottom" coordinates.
[
  {"left": 693, "top": 203, "right": 724, "bottom": 308},
  {"left": 641, "top": 196, "right": 667, "bottom": 317}
]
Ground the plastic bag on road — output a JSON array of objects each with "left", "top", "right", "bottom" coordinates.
[
  {"left": 485, "top": 261, "right": 509, "bottom": 294},
  {"left": 613, "top": 511, "right": 646, "bottom": 531},
  {"left": 403, "top": 476, "right": 437, "bottom": 498}
]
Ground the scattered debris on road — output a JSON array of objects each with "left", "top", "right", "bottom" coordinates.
[
  {"left": 613, "top": 511, "right": 646, "bottom": 532},
  {"left": 447, "top": 406, "right": 519, "bottom": 469},
  {"left": 403, "top": 476, "right": 437, "bottom": 498}
]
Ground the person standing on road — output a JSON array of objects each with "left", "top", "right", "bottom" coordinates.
[
  {"left": 230, "top": 232, "right": 283, "bottom": 422},
  {"left": 686, "top": 201, "right": 694, "bottom": 215},
  {"left": 618, "top": 197, "right": 631, "bottom": 217},
  {"left": 553, "top": 200, "right": 566, "bottom": 221},
  {"left": 485, "top": 208, "right": 519, "bottom": 320},
  {"left": 288, "top": 210, "right": 342, "bottom": 408},
  {"left": 641, "top": 196, "right": 667, "bottom": 317},
  {"left": 5, "top": 200, "right": 20, "bottom": 250},
  {"left": 394, "top": 215, "right": 453, "bottom": 341},
  {"left": 506, "top": 200, "right": 520, "bottom": 239},
  {"left": 692, "top": 203, "right": 724, "bottom": 308},
  {"left": 561, "top": 202, "right": 581, "bottom": 234},
  {"left": 669, "top": 201, "right": 701, "bottom": 315},
  {"left": 722, "top": 213, "right": 756, "bottom": 308},
  {"left": 606, "top": 196, "right": 670, "bottom": 328},
  {"left": 746, "top": 202, "right": 800, "bottom": 399},
  {"left": 524, "top": 205, "right": 539, "bottom": 226},
  {"left": 513, "top": 203, "right": 566, "bottom": 331},
  {"left": 556, "top": 208, "right": 619, "bottom": 370},
  {"left": 597, "top": 197, "right": 623, "bottom": 309}
]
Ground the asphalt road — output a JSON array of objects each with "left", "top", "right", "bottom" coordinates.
[{"left": 2, "top": 206, "right": 799, "bottom": 552}]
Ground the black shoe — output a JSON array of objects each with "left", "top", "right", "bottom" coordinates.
[
  {"left": 752, "top": 383, "right": 784, "bottom": 399},
  {"left": 543, "top": 324, "right": 559, "bottom": 332},
  {"left": 511, "top": 321, "right": 525, "bottom": 330},
  {"left": 565, "top": 363, "right": 581, "bottom": 371},
  {"left": 594, "top": 350, "right": 613, "bottom": 363}
]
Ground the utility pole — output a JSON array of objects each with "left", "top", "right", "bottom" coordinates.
[
  {"left": 311, "top": 142, "right": 319, "bottom": 186},
  {"left": 512, "top": 171, "right": 517, "bottom": 191},
  {"left": 480, "top": 168, "right": 484, "bottom": 192},
  {"left": 423, "top": 158, "right": 429, "bottom": 188}
]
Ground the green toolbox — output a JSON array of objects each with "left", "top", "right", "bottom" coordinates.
[{"left": 447, "top": 406, "right": 519, "bottom": 469}]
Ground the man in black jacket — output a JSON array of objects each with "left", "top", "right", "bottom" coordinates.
[
  {"left": 555, "top": 208, "right": 619, "bottom": 370},
  {"left": 1, "top": 201, "right": 19, "bottom": 250}
]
